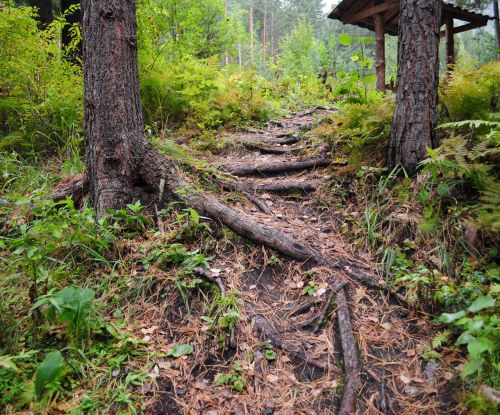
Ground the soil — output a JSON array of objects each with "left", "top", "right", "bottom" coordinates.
[{"left": 138, "top": 109, "right": 464, "bottom": 415}]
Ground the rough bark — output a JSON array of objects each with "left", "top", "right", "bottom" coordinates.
[
  {"left": 30, "top": 0, "right": 53, "bottom": 28},
  {"left": 61, "top": 0, "right": 81, "bottom": 61},
  {"left": 221, "top": 159, "right": 333, "bottom": 176},
  {"left": 82, "top": 0, "right": 144, "bottom": 215},
  {"left": 387, "top": 0, "right": 441, "bottom": 176}
]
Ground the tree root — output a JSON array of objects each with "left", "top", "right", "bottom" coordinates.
[
  {"left": 221, "top": 158, "right": 335, "bottom": 176},
  {"left": 274, "top": 134, "right": 301, "bottom": 145},
  {"left": 252, "top": 314, "right": 329, "bottom": 371},
  {"left": 218, "top": 178, "right": 322, "bottom": 195},
  {"left": 238, "top": 141, "right": 303, "bottom": 155},
  {"left": 336, "top": 288, "right": 362, "bottom": 415},
  {"left": 54, "top": 144, "right": 365, "bottom": 411},
  {"left": 192, "top": 266, "right": 236, "bottom": 348}
]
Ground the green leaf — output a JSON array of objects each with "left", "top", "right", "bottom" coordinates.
[
  {"left": 166, "top": 344, "right": 193, "bottom": 358},
  {"left": 214, "top": 374, "right": 231, "bottom": 387},
  {"left": 456, "top": 332, "right": 475, "bottom": 346},
  {"left": 462, "top": 357, "right": 484, "bottom": 377},
  {"left": 468, "top": 296, "right": 495, "bottom": 313},
  {"left": 35, "top": 351, "right": 64, "bottom": 398},
  {"left": 338, "top": 33, "right": 352, "bottom": 46},
  {"left": 426, "top": 147, "right": 438, "bottom": 158},
  {"left": 0, "top": 356, "right": 19, "bottom": 371},
  {"left": 438, "top": 310, "right": 466, "bottom": 324},
  {"left": 467, "top": 337, "right": 494, "bottom": 359},
  {"left": 437, "top": 182, "right": 450, "bottom": 197}
]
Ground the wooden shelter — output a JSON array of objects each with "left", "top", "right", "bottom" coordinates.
[{"left": 328, "top": 0, "right": 492, "bottom": 92}]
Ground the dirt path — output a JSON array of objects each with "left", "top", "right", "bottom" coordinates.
[{"left": 146, "top": 109, "right": 460, "bottom": 415}]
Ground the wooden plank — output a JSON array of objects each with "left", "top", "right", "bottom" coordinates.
[
  {"left": 445, "top": 14, "right": 455, "bottom": 68},
  {"left": 375, "top": 12, "right": 386, "bottom": 92},
  {"left": 344, "top": 1, "right": 399, "bottom": 24}
]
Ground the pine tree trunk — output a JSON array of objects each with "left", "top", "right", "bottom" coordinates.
[
  {"left": 387, "top": 0, "right": 441, "bottom": 176},
  {"left": 30, "top": 0, "right": 53, "bottom": 28},
  {"left": 82, "top": 0, "right": 144, "bottom": 215}
]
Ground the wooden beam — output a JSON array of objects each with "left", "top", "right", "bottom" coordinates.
[
  {"left": 445, "top": 14, "right": 455, "bottom": 69},
  {"left": 374, "top": 12, "right": 386, "bottom": 92},
  {"left": 440, "top": 19, "right": 489, "bottom": 37},
  {"left": 344, "top": 1, "right": 399, "bottom": 25}
]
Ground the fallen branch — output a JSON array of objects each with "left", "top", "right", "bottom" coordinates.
[
  {"left": 221, "top": 159, "right": 334, "bottom": 176},
  {"left": 336, "top": 288, "right": 361, "bottom": 415}
]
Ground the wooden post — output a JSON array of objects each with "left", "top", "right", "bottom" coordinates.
[
  {"left": 445, "top": 13, "right": 455, "bottom": 69},
  {"left": 374, "top": 13, "right": 386, "bottom": 93},
  {"left": 494, "top": 1, "right": 500, "bottom": 61}
]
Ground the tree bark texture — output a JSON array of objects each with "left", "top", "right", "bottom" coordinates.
[
  {"left": 30, "top": 0, "right": 53, "bottom": 28},
  {"left": 387, "top": 0, "right": 441, "bottom": 176},
  {"left": 82, "top": 0, "right": 144, "bottom": 215},
  {"left": 61, "top": 0, "right": 81, "bottom": 60}
]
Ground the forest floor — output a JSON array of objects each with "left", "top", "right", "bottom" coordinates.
[{"left": 134, "top": 109, "right": 463, "bottom": 415}]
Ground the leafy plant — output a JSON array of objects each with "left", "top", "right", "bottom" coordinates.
[
  {"left": 263, "top": 340, "right": 276, "bottom": 361},
  {"left": 34, "top": 350, "right": 65, "bottom": 399},
  {"left": 31, "top": 287, "right": 96, "bottom": 347},
  {"left": 214, "top": 362, "right": 246, "bottom": 392}
]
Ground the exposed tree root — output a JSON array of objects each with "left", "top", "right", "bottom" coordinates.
[
  {"left": 252, "top": 314, "right": 330, "bottom": 371},
  {"left": 274, "top": 134, "right": 302, "bottom": 145},
  {"left": 221, "top": 158, "right": 335, "bottom": 176},
  {"left": 55, "top": 139, "right": 369, "bottom": 412},
  {"left": 238, "top": 141, "right": 303, "bottom": 155},
  {"left": 218, "top": 178, "right": 322, "bottom": 194},
  {"left": 336, "top": 288, "right": 362, "bottom": 415},
  {"left": 192, "top": 266, "right": 236, "bottom": 348}
]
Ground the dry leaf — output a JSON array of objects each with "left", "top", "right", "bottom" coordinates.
[
  {"left": 266, "top": 374, "right": 279, "bottom": 383},
  {"left": 399, "top": 375, "right": 412, "bottom": 384}
]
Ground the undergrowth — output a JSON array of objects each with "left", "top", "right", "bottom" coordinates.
[{"left": 315, "top": 61, "right": 499, "bottom": 413}]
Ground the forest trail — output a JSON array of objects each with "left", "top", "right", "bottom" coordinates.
[{"left": 148, "top": 109, "right": 458, "bottom": 415}]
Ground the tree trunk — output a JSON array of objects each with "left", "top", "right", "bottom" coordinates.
[
  {"left": 387, "top": 0, "right": 441, "bottom": 176},
  {"left": 82, "top": 0, "right": 144, "bottom": 215},
  {"left": 61, "top": 0, "right": 81, "bottom": 61},
  {"left": 494, "top": 1, "right": 500, "bottom": 61},
  {"left": 30, "top": 0, "right": 53, "bottom": 28}
]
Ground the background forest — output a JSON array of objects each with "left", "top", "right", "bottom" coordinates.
[{"left": 0, "top": 0, "right": 499, "bottom": 414}]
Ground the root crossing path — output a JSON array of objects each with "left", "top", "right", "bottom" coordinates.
[{"left": 147, "top": 109, "right": 458, "bottom": 415}]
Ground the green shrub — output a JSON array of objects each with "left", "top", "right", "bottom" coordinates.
[
  {"left": 440, "top": 59, "right": 499, "bottom": 121},
  {"left": 0, "top": 5, "right": 83, "bottom": 154}
]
